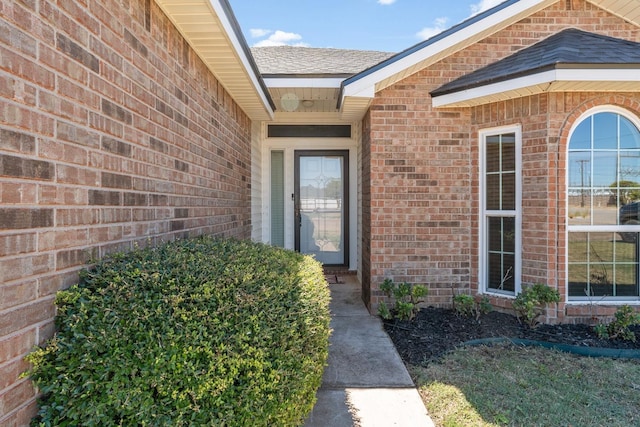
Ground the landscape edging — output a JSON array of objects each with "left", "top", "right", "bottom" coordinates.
[{"left": 463, "top": 337, "right": 640, "bottom": 359}]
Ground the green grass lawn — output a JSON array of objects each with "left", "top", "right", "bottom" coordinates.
[{"left": 411, "top": 344, "right": 640, "bottom": 427}]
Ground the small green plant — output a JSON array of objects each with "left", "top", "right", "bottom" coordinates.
[
  {"left": 475, "top": 296, "right": 493, "bottom": 319},
  {"left": 378, "top": 278, "right": 427, "bottom": 321},
  {"left": 594, "top": 305, "right": 640, "bottom": 342},
  {"left": 453, "top": 294, "right": 492, "bottom": 320},
  {"left": 453, "top": 294, "right": 474, "bottom": 317},
  {"left": 512, "top": 283, "right": 560, "bottom": 327}
]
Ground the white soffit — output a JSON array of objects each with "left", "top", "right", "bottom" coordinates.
[
  {"left": 263, "top": 77, "right": 344, "bottom": 89},
  {"left": 340, "top": 0, "right": 557, "bottom": 103},
  {"left": 155, "top": 0, "right": 274, "bottom": 121},
  {"left": 431, "top": 69, "right": 640, "bottom": 107},
  {"left": 588, "top": 0, "right": 640, "bottom": 26}
]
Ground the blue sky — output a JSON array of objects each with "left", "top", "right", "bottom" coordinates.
[{"left": 228, "top": 0, "right": 504, "bottom": 52}]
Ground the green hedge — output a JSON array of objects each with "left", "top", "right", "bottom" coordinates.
[{"left": 25, "top": 237, "right": 331, "bottom": 426}]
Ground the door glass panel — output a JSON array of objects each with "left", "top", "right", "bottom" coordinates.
[{"left": 297, "top": 154, "right": 346, "bottom": 265}]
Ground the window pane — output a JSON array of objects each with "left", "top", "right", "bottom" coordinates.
[
  {"left": 488, "top": 217, "right": 515, "bottom": 253},
  {"left": 568, "top": 232, "right": 589, "bottom": 297},
  {"left": 486, "top": 141, "right": 500, "bottom": 173},
  {"left": 614, "top": 239, "right": 638, "bottom": 264},
  {"left": 618, "top": 188, "right": 640, "bottom": 211},
  {"left": 486, "top": 174, "right": 500, "bottom": 210},
  {"left": 589, "top": 268, "right": 614, "bottom": 297},
  {"left": 568, "top": 263, "right": 588, "bottom": 297},
  {"left": 592, "top": 151, "right": 617, "bottom": 187},
  {"left": 488, "top": 252, "right": 503, "bottom": 289},
  {"left": 502, "top": 140, "right": 515, "bottom": 171},
  {"left": 568, "top": 151, "right": 591, "bottom": 187},
  {"left": 568, "top": 232, "right": 589, "bottom": 263},
  {"left": 568, "top": 189, "right": 591, "bottom": 225},
  {"left": 591, "top": 189, "right": 616, "bottom": 225},
  {"left": 570, "top": 117, "right": 592, "bottom": 150},
  {"left": 615, "top": 264, "right": 637, "bottom": 296},
  {"left": 619, "top": 151, "right": 640, "bottom": 194},
  {"left": 593, "top": 112, "right": 618, "bottom": 149},
  {"left": 502, "top": 172, "right": 515, "bottom": 210},
  {"left": 487, "top": 217, "right": 515, "bottom": 293},
  {"left": 501, "top": 133, "right": 516, "bottom": 144},
  {"left": 569, "top": 231, "right": 639, "bottom": 298},
  {"left": 503, "top": 217, "right": 515, "bottom": 253},
  {"left": 620, "top": 116, "right": 640, "bottom": 149},
  {"left": 488, "top": 217, "right": 502, "bottom": 251},
  {"left": 590, "top": 232, "right": 614, "bottom": 263},
  {"left": 488, "top": 253, "right": 514, "bottom": 292},
  {"left": 501, "top": 253, "right": 515, "bottom": 292}
]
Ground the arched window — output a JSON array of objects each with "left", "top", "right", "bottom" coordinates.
[{"left": 568, "top": 108, "right": 640, "bottom": 301}]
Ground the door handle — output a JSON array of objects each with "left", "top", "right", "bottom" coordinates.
[{"left": 294, "top": 206, "right": 301, "bottom": 228}]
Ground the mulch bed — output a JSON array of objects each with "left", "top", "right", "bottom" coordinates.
[{"left": 383, "top": 307, "right": 640, "bottom": 367}]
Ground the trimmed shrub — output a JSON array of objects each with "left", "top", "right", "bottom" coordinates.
[
  {"left": 513, "top": 283, "right": 560, "bottom": 327},
  {"left": 25, "top": 237, "right": 331, "bottom": 426}
]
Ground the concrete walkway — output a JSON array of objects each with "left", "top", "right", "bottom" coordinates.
[{"left": 304, "top": 275, "right": 435, "bottom": 427}]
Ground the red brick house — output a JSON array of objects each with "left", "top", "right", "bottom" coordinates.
[{"left": 1, "top": 0, "right": 640, "bottom": 423}]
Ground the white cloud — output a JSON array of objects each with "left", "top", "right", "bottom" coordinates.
[
  {"left": 470, "top": 0, "right": 504, "bottom": 15},
  {"left": 252, "top": 30, "right": 309, "bottom": 47},
  {"left": 250, "top": 28, "right": 271, "bottom": 38},
  {"left": 416, "top": 17, "right": 449, "bottom": 40},
  {"left": 415, "top": 0, "right": 504, "bottom": 41},
  {"left": 377, "top": 0, "right": 397, "bottom": 5}
]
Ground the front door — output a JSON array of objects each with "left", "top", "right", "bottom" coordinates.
[{"left": 294, "top": 150, "right": 349, "bottom": 266}]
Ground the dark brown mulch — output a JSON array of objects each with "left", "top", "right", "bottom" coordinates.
[{"left": 382, "top": 307, "right": 640, "bottom": 367}]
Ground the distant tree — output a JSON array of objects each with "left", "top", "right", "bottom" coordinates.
[
  {"left": 324, "top": 178, "right": 342, "bottom": 200},
  {"left": 611, "top": 180, "right": 640, "bottom": 205}
]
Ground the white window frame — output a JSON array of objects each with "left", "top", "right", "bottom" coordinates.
[
  {"left": 566, "top": 106, "right": 640, "bottom": 303},
  {"left": 479, "top": 125, "right": 522, "bottom": 296}
]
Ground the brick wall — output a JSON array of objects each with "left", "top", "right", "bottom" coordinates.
[
  {"left": 0, "top": 0, "right": 252, "bottom": 423},
  {"left": 364, "top": 0, "right": 640, "bottom": 318}
]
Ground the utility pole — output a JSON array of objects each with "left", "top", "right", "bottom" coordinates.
[{"left": 577, "top": 159, "right": 589, "bottom": 207}]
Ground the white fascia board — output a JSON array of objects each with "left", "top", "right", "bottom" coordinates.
[
  {"left": 342, "top": 84, "right": 376, "bottom": 99},
  {"left": 263, "top": 77, "right": 344, "bottom": 89},
  {"left": 207, "top": 0, "right": 274, "bottom": 119},
  {"left": 554, "top": 68, "right": 640, "bottom": 82},
  {"left": 341, "top": 0, "right": 551, "bottom": 101},
  {"left": 432, "top": 70, "right": 558, "bottom": 107},
  {"left": 432, "top": 68, "right": 640, "bottom": 107}
]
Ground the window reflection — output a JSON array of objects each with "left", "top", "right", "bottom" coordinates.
[{"left": 568, "top": 111, "right": 640, "bottom": 300}]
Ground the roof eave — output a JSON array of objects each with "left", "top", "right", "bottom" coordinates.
[
  {"left": 431, "top": 62, "right": 640, "bottom": 97},
  {"left": 338, "top": 0, "right": 557, "bottom": 110},
  {"left": 432, "top": 67, "right": 640, "bottom": 108},
  {"left": 155, "top": 0, "right": 275, "bottom": 121}
]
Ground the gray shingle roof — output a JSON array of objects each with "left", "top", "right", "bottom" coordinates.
[
  {"left": 250, "top": 46, "right": 395, "bottom": 76},
  {"left": 431, "top": 28, "right": 640, "bottom": 97}
]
